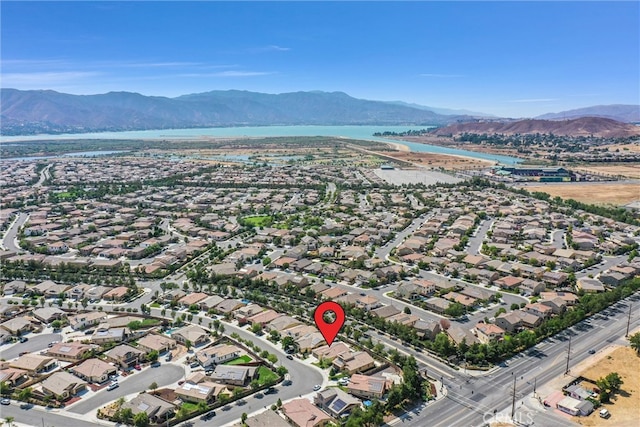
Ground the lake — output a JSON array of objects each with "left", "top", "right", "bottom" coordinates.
[{"left": 0, "top": 125, "right": 522, "bottom": 164}]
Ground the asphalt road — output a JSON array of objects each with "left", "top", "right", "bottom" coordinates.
[
  {"left": 0, "top": 403, "right": 108, "bottom": 427},
  {"left": 1, "top": 333, "right": 61, "bottom": 360},
  {"left": 68, "top": 364, "right": 185, "bottom": 415},
  {"left": 551, "top": 229, "right": 565, "bottom": 249},
  {"left": 467, "top": 219, "right": 494, "bottom": 256},
  {"left": 402, "top": 292, "right": 640, "bottom": 427},
  {"left": 2, "top": 212, "right": 28, "bottom": 252}
]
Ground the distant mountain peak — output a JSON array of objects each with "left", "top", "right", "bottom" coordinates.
[
  {"left": 0, "top": 88, "right": 463, "bottom": 136},
  {"left": 535, "top": 104, "right": 640, "bottom": 123},
  {"left": 432, "top": 116, "right": 640, "bottom": 138}
]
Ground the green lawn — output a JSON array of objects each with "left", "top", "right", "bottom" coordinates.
[
  {"left": 181, "top": 402, "right": 199, "bottom": 413},
  {"left": 242, "top": 215, "right": 273, "bottom": 227},
  {"left": 224, "top": 355, "right": 252, "bottom": 365},
  {"left": 256, "top": 366, "right": 278, "bottom": 385}
]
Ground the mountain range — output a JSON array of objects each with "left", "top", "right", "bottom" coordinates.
[
  {"left": 0, "top": 89, "right": 475, "bottom": 136},
  {"left": 536, "top": 104, "right": 640, "bottom": 123},
  {"left": 1, "top": 88, "right": 638, "bottom": 136},
  {"left": 431, "top": 117, "right": 640, "bottom": 138}
]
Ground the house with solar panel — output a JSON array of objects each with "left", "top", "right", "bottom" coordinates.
[{"left": 313, "top": 387, "right": 361, "bottom": 418}]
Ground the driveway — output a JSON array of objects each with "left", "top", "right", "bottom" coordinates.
[{"left": 68, "top": 364, "right": 185, "bottom": 414}]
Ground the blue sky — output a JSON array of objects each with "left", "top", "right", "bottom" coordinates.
[{"left": 2, "top": 1, "right": 638, "bottom": 117}]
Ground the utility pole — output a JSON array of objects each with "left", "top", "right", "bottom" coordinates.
[
  {"left": 625, "top": 303, "right": 632, "bottom": 337},
  {"left": 511, "top": 373, "right": 517, "bottom": 420},
  {"left": 565, "top": 335, "right": 572, "bottom": 375}
]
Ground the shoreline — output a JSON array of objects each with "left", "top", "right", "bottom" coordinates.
[{"left": 385, "top": 141, "right": 411, "bottom": 152}]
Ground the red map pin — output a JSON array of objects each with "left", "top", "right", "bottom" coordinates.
[{"left": 314, "top": 301, "right": 345, "bottom": 346}]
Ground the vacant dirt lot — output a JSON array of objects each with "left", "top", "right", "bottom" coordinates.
[
  {"left": 575, "top": 346, "right": 640, "bottom": 427},
  {"left": 521, "top": 183, "right": 640, "bottom": 206},
  {"left": 575, "top": 165, "right": 640, "bottom": 179},
  {"left": 375, "top": 150, "right": 493, "bottom": 170}
]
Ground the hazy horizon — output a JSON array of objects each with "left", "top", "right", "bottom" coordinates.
[{"left": 2, "top": 1, "right": 638, "bottom": 117}]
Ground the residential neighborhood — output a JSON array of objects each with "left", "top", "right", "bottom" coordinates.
[{"left": 1, "top": 140, "right": 639, "bottom": 427}]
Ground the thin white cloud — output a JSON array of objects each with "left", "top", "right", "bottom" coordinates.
[
  {"left": 419, "top": 73, "right": 464, "bottom": 78},
  {"left": 247, "top": 45, "right": 291, "bottom": 53},
  {"left": 508, "top": 98, "right": 559, "bottom": 103},
  {"left": 2, "top": 71, "right": 101, "bottom": 86},
  {"left": 179, "top": 71, "right": 275, "bottom": 78}
]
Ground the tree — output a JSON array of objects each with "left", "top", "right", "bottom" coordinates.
[
  {"left": 241, "top": 412, "right": 248, "bottom": 425},
  {"left": 149, "top": 382, "right": 158, "bottom": 392},
  {"left": 403, "top": 306, "right": 411, "bottom": 314},
  {"left": 147, "top": 350, "right": 159, "bottom": 362},
  {"left": 133, "top": 412, "right": 149, "bottom": 427},
  {"left": 17, "top": 387, "right": 32, "bottom": 401},
  {"left": 629, "top": 332, "right": 640, "bottom": 355},
  {"left": 0, "top": 381, "right": 11, "bottom": 396},
  {"left": 596, "top": 372, "right": 624, "bottom": 399},
  {"left": 185, "top": 340, "right": 192, "bottom": 351},
  {"left": 4, "top": 417, "right": 14, "bottom": 427},
  {"left": 51, "top": 320, "right": 62, "bottom": 330}
]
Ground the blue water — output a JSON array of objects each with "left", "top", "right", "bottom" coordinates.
[
  {"left": 0, "top": 125, "right": 522, "bottom": 164},
  {"left": 3, "top": 150, "right": 128, "bottom": 161}
]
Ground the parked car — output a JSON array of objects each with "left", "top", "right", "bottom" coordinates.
[
  {"left": 201, "top": 411, "right": 216, "bottom": 421},
  {"left": 84, "top": 329, "right": 95, "bottom": 335},
  {"left": 588, "top": 349, "right": 596, "bottom": 355},
  {"left": 165, "top": 354, "right": 173, "bottom": 362},
  {"left": 599, "top": 409, "right": 610, "bottom": 418},
  {"left": 313, "top": 384, "right": 321, "bottom": 391},
  {"left": 20, "top": 403, "right": 32, "bottom": 409},
  {"left": 0, "top": 398, "right": 10, "bottom": 405},
  {"left": 150, "top": 361, "right": 161, "bottom": 368},
  {"left": 265, "top": 387, "right": 276, "bottom": 394},
  {"left": 107, "top": 382, "right": 119, "bottom": 391},
  {"left": 134, "top": 364, "right": 141, "bottom": 371},
  {"left": 286, "top": 355, "right": 293, "bottom": 360},
  {"left": 18, "top": 336, "right": 28, "bottom": 343}
]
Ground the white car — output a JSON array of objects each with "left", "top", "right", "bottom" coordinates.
[
  {"left": 107, "top": 382, "right": 119, "bottom": 391},
  {"left": 313, "top": 385, "right": 321, "bottom": 391}
]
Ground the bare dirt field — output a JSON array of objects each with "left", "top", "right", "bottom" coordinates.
[
  {"left": 603, "top": 143, "right": 640, "bottom": 153},
  {"left": 375, "top": 149, "right": 493, "bottom": 170},
  {"left": 574, "top": 346, "right": 640, "bottom": 427},
  {"left": 574, "top": 165, "right": 640, "bottom": 179},
  {"left": 521, "top": 183, "right": 640, "bottom": 206},
  {"left": 374, "top": 168, "right": 461, "bottom": 185}
]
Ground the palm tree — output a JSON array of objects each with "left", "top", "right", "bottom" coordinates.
[{"left": 4, "top": 417, "right": 14, "bottom": 427}]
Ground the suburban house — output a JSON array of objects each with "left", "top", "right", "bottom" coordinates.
[
  {"left": 122, "top": 393, "right": 176, "bottom": 423},
  {"left": 243, "top": 409, "right": 290, "bottom": 427},
  {"left": 32, "top": 307, "right": 67, "bottom": 324},
  {"left": 210, "top": 365, "right": 257, "bottom": 386},
  {"left": 46, "top": 342, "right": 94, "bottom": 362},
  {"left": 0, "top": 317, "right": 33, "bottom": 336},
  {"left": 10, "top": 354, "right": 57, "bottom": 375},
  {"left": 347, "top": 374, "right": 393, "bottom": 399},
  {"left": 331, "top": 351, "right": 375, "bottom": 374},
  {"left": 175, "top": 380, "right": 223, "bottom": 404},
  {"left": 104, "top": 344, "right": 145, "bottom": 369},
  {"left": 282, "top": 397, "right": 334, "bottom": 427},
  {"left": 474, "top": 323, "right": 505, "bottom": 344},
  {"left": 576, "top": 278, "right": 606, "bottom": 293},
  {"left": 171, "top": 325, "right": 210, "bottom": 347},
  {"left": 72, "top": 358, "right": 117, "bottom": 383},
  {"left": 68, "top": 312, "right": 107, "bottom": 330},
  {"left": 195, "top": 343, "right": 242, "bottom": 368},
  {"left": 314, "top": 388, "right": 361, "bottom": 418},
  {"left": 137, "top": 334, "right": 177, "bottom": 354},
  {"left": 41, "top": 371, "right": 87, "bottom": 401}
]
